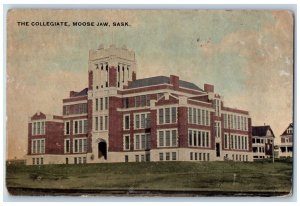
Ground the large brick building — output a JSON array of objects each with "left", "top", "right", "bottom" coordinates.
[{"left": 26, "top": 44, "right": 253, "bottom": 165}]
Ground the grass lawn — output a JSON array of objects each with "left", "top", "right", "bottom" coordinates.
[{"left": 6, "top": 161, "right": 292, "bottom": 195}]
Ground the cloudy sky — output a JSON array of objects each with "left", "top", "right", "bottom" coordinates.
[{"left": 6, "top": 10, "right": 293, "bottom": 159}]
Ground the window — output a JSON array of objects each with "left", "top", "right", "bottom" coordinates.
[
  {"left": 172, "top": 152, "right": 176, "bottom": 160},
  {"left": 190, "top": 152, "right": 193, "bottom": 160},
  {"left": 165, "top": 131, "right": 170, "bottom": 146},
  {"left": 193, "top": 108, "right": 196, "bottom": 124},
  {"left": 95, "top": 117, "right": 98, "bottom": 131},
  {"left": 125, "top": 155, "right": 129, "bottom": 162},
  {"left": 74, "top": 119, "right": 88, "bottom": 134},
  {"left": 188, "top": 129, "right": 209, "bottom": 147},
  {"left": 166, "top": 152, "right": 170, "bottom": 161},
  {"left": 83, "top": 157, "right": 87, "bottom": 164},
  {"left": 146, "top": 95, "right": 150, "bottom": 106},
  {"left": 104, "top": 116, "right": 108, "bottom": 130},
  {"left": 74, "top": 157, "right": 77, "bottom": 164},
  {"left": 41, "top": 158, "right": 43, "bottom": 165},
  {"left": 134, "top": 112, "right": 150, "bottom": 129},
  {"left": 159, "top": 153, "right": 164, "bottom": 161},
  {"left": 135, "top": 96, "right": 140, "bottom": 107},
  {"left": 124, "top": 98, "right": 129, "bottom": 108},
  {"left": 95, "top": 100, "right": 99, "bottom": 112},
  {"left": 73, "top": 138, "right": 87, "bottom": 153},
  {"left": 32, "top": 139, "right": 45, "bottom": 154},
  {"left": 64, "top": 121, "right": 70, "bottom": 135},
  {"left": 195, "top": 153, "right": 198, "bottom": 160},
  {"left": 100, "top": 98, "right": 103, "bottom": 110},
  {"left": 224, "top": 114, "right": 227, "bottom": 128},
  {"left": 100, "top": 116, "right": 103, "bottom": 130},
  {"left": 165, "top": 108, "right": 170, "bottom": 124},
  {"left": 32, "top": 121, "right": 45, "bottom": 135},
  {"left": 159, "top": 131, "right": 164, "bottom": 147},
  {"left": 124, "top": 115, "right": 130, "bottom": 130},
  {"left": 135, "top": 155, "right": 139, "bottom": 162},
  {"left": 65, "top": 139, "right": 70, "bottom": 153},
  {"left": 124, "top": 135, "right": 130, "bottom": 150},
  {"left": 224, "top": 133, "right": 228, "bottom": 149},
  {"left": 157, "top": 129, "right": 177, "bottom": 147},
  {"left": 83, "top": 103, "right": 87, "bottom": 113},
  {"left": 135, "top": 135, "right": 140, "bottom": 150},
  {"left": 84, "top": 120, "right": 88, "bottom": 133},
  {"left": 66, "top": 105, "right": 70, "bottom": 115},
  {"left": 188, "top": 108, "right": 192, "bottom": 123},
  {"left": 141, "top": 95, "right": 146, "bottom": 107},
  {"left": 159, "top": 109, "right": 164, "bottom": 124},
  {"left": 36, "top": 158, "right": 39, "bottom": 165},
  {"left": 215, "top": 121, "right": 221, "bottom": 138},
  {"left": 135, "top": 114, "right": 140, "bottom": 129},
  {"left": 74, "top": 105, "right": 79, "bottom": 114},
  {"left": 105, "top": 97, "right": 108, "bottom": 110},
  {"left": 32, "top": 158, "right": 35, "bottom": 165},
  {"left": 141, "top": 155, "right": 145, "bottom": 162},
  {"left": 197, "top": 109, "right": 201, "bottom": 125}
]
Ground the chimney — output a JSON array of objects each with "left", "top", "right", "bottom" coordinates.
[
  {"left": 204, "top": 84, "right": 214, "bottom": 93},
  {"left": 170, "top": 75, "right": 179, "bottom": 90}
]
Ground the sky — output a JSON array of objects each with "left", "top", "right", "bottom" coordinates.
[{"left": 6, "top": 10, "right": 293, "bottom": 159}]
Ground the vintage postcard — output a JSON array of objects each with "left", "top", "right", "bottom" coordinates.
[{"left": 6, "top": 9, "right": 294, "bottom": 197}]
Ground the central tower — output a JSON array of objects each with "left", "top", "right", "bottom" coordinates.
[{"left": 87, "top": 44, "right": 137, "bottom": 162}]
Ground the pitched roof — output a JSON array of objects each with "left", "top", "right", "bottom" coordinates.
[
  {"left": 127, "top": 76, "right": 203, "bottom": 91},
  {"left": 74, "top": 88, "right": 88, "bottom": 97},
  {"left": 281, "top": 123, "right": 293, "bottom": 136},
  {"left": 252, "top": 125, "right": 275, "bottom": 138}
]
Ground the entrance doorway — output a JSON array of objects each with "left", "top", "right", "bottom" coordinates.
[
  {"left": 216, "top": 143, "right": 220, "bottom": 157},
  {"left": 98, "top": 141, "right": 107, "bottom": 160}
]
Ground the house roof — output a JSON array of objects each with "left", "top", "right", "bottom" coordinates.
[
  {"left": 74, "top": 88, "right": 88, "bottom": 97},
  {"left": 252, "top": 125, "right": 275, "bottom": 138},
  {"left": 127, "top": 76, "right": 203, "bottom": 91},
  {"left": 281, "top": 123, "right": 293, "bottom": 136}
]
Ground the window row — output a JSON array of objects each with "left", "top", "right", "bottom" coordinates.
[
  {"left": 133, "top": 154, "right": 151, "bottom": 162},
  {"left": 64, "top": 120, "right": 88, "bottom": 135},
  {"left": 158, "top": 129, "right": 177, "bottom": 147},
  {"left": 188, "top": 129, "right": 210, "bottom": 148},
  {"left": 135, "top": 95, "right": 151, "bottom": 108},
  {"left": 252, "top": 147, "right": 265, "bottom": 153},
  {"left": 158, "top": 107, "right": 177, "bottom": 124},
  {"left": 65, "top": 103, "right": 88, "bottom": 115},
  {"left": 32, "top": 139, "right": 45, "bottom": 154},
  {"left": 224, "top": 133, "right": 248, "bottom": 150},
  {"left": 225, "top": 154, "right": 249, "bottom": 162},
  {"left": 190, "top": 152, "right": 210, "bottom": 161},
  {"left": 223, "top": 113, "right": 248, "bottom": 131},
  {"left": 95, "top": 97, "right": 109, "bottom": 111},
  {"left": 32, "top": 157, "right": 44, "bottom": 165},
  {"left": 95, "top": 116, "right": 108, "bottom": 131},
  {"left": 32, "top": 121, "right": 45, "bottom": 135},
  {"left": 117, "top": 64, "right": 131, "bottom": 88},
  {"left": 252, "top": 138, "right": 273, "bottom": 144},
  {"left": 134, "top": 113, "right": 151, "bottom": 129},
  {"left": 159, "top": 152, "right": 177, "bottom": 161},
  {"left": 73, "top": 156, "right": 87, "bottom": 164},
  {"left": 134, "top": 133, "right": 151, "bottom": 150},
  {"left": 188, "top": 107, "right": 210, "bottom": 126},
  {"left": 64, "top": 138, "right": 88, "bottom": 153}
]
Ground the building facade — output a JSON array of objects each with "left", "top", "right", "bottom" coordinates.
[
  {"left": 276, "top": 123, "right": 293, "bottom": 158},
  {"left": 26, "top": 44, "right": 253, "bottom": 165},
  {"left": 251, "top": 125, "right": 275, "bottom": 160}
]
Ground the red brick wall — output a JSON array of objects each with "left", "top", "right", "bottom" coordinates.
[
  {"left": 170, "top": 75, "right": 179, "bottom": 90},
  {"left": 109, "top": 96, "right": 123, "bottom": 152},
  {"left": 45, "top": 122, "right": 64, "bottom": 154},
  {"left": 178, "top": 107, "right": 188, "bottom": 147}
]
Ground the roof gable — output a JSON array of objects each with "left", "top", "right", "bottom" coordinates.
[{"left": 252, "top": 125, "right": 275, "bottom": 138}]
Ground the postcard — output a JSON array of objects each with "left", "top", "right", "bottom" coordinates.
[{"left": 6, "top": 9, "right": 294, "bottom": 197}]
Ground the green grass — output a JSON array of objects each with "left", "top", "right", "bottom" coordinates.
[{"left": 6, "top": 161, "right": 292, "bottom": 192}]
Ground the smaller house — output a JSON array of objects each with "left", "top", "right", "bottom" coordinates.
[
  {"left": 252, "top": 125, "right": 275, "bottom": 160},
  {"left": 277, "top": 123, "right": 293, "bottom": 158}
]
